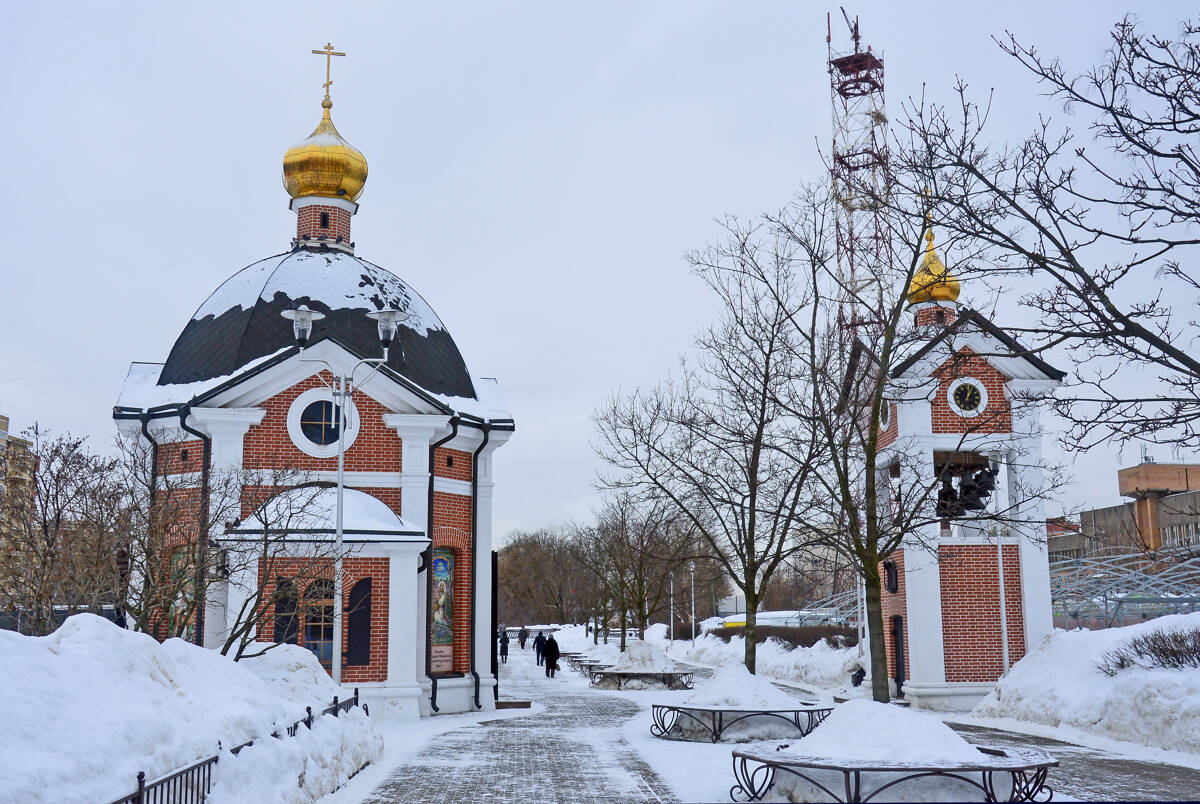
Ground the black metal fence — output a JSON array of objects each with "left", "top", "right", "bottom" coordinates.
[{"left": 107, "top": 689, "right": 367, "bottom": 804}]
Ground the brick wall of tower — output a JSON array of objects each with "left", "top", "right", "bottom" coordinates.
[
  {"left": 242, "top": 374, "right": 401, "bottom": 473},
  {"left": 157, "top": 439, "right": 204, "bottom": 475},
  {"left": 930, "top": 349, "right": 1013, "bottom": 434},
  {"left": 879, "top": 551, "right": 910, "bottom": 683},
  {"left": 939, "top": 544, "right": 1025, "bottom": 682},
  {"left": 915, "top": 305, "right": 958, "bottom": 328},
  {"left": 877, "top": 401, "right": 899, "bottom": 450},
  {"left": 256, "top": 557, "right": 389, "bottom": 683},
  {"left": 296, "top": 204, "right": 352, "bottom": 243}
]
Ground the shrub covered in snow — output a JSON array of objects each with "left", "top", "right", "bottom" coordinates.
[
  {"left": 974, "top": 612, "right": 1200, "bottom": 753},
  {"left": 673, "top": 631, "right": 861, "bottom": 691},
  {"left": 0, "top": 614, "right": 381, "bottom": 803},
  {"left": 1097, "top": 624, "right": 1200, "bottom": 675},
  {"left": 610, "top": 641, "right": 674, "bottom": 672},
  {"left": 684, "top": 662, "right": 802, "bottom": 710}
]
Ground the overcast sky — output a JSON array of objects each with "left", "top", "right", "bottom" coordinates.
[{"left": 4, "top": 2, "right": 1195, "bottom": 540}]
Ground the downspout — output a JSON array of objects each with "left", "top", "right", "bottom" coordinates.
[
  {"left": 469, "top": 424, "right": 491, "bottom": 709},
  {"left": 178, "top": 406, "right": 212, "bottom": 647},
  {"left": 425, "top": 416, "right": 459, "bottom": 713},
  {"left": 491, "top": 549, "right": 499, "bottom": 702}
]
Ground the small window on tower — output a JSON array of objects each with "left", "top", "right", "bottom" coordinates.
[
  {"left": 179, "top": 449, "right": 189, "bottom": 464},
  {"left": 446, "top": 455, "right": 453, "bottom": 467},
  {"left": 935, "top": 310, "right": 946, "bottom": 325},
  {"left": 320, "top": 212, "right": 330, "bottom": 229}
]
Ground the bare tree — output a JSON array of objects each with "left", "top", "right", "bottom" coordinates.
[
  {"left": 0, "top": 426, "right": 128, "bottom": 635},
  {"left": 893, "top": 15, "right": 1200, "bottom": 450},
  {"left": 594, "top": 223, "right": 826, "bottom": 673}
]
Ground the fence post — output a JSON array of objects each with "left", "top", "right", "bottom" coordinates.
[
  {"left": 305, "top": 706, "right": 313, "bottom": 729},
  {"left": 135, "top": 770, "right": 145, "bottom": 804},
  {"left": 353, "top": 687, "right": 359, "bottom": 708},
  {"left": 332, "top": 695, "right": 339, "bottom": 717}
]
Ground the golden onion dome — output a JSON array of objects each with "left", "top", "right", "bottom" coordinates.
[
  {"left": 283, "top": 98, "right": 368, "bottom": 202},
  {"left": 906, "top": 226, "right": 960, "bottom": 305}
]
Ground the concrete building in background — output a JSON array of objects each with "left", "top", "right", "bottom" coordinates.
[{"left": 1048, "top": 463, "right": 1200, "bottom": 560}]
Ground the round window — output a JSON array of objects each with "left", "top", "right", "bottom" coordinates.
[
  {"left": 947, "top": 378, "right": 988, "bottom": 417},
  {"left": 299, "top": 400, "right": 340, "bottom": 445}
]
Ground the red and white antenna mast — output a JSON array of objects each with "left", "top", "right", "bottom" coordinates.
[{"left": 827, "top": 8, "right": 892, "bottom": 341}]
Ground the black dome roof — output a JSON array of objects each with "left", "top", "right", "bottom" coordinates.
[{"left": 159, "top": 248, "right": 476, "bottom": 400}]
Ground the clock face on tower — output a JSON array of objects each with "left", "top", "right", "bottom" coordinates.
[{"left": 947, "top": 377, "right": 988, "bottom": 417}]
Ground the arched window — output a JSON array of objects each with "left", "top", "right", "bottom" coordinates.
[
  {"left": 273, "top": 578, "right": 298, "bottom": 644},
  {"left": 346, "top": 577, "right": 372, "bottom": 666},
  {"left": 304, "top": 579, "right": 334, "bottom": 665},
  {"left": 883, "top": 560, "right": 899, "bottom": 593},
  {"left": 319, "top": 211, "right": 330, "bottom": 229}
]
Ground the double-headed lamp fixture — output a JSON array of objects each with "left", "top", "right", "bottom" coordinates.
[{"left": 281, "top": 304, "right": 326, "bottom": 348}]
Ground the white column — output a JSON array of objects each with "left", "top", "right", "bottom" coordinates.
[
  {"left": 1006, "top": 381, "right": 1058, "bottom": 653},
  {"left": 471, "top": 432, "right": 510, "bottom": 708},
  {"left": 896, "top": 388, "right": 947, "bottom": 692},
  {"left": 378, "top": 540, "right": 429, "bottom": 720},
  {"left": 382, "top": 414, "right": 453, "bottom": 704},
  {"left": 187, "top": 407, "right": 265, "bottom": 649}
]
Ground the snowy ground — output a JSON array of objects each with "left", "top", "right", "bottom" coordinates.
[
  {"left": 317, "top": 639, "right": 1200, "bottom": 803},
  {"left": 0, "top": 615, "right": 380, "bottom": 804}
]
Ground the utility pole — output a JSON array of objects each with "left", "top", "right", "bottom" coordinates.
[{"left": 689, "top": 561, "right": 696, "bottom": 645}]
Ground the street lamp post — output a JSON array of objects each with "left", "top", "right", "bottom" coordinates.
[
  {"left": 669, "top": 573, "right": 674, "bottom": 644},
  {"left": 689, "top": 561, "right": 696, "bottom": 645},
  {"left": 281, "top": 305, "right": 407, "bottom": 685}
]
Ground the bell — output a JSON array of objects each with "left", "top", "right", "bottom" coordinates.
[{"left": 974, "top": 468, "right": 997, "bottom": 493}]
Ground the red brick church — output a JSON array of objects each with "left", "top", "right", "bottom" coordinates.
[{"left": 114, "top": 51, "right": 512, "bottom": 719}]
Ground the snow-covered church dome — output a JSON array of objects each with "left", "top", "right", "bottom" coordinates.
[{"left": 158, "top": 249, "right": 476, "bottom": 399}]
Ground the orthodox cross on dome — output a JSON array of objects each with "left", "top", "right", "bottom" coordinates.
[{"left": 311, "top": 43, "right": 346, "bottom": 102}]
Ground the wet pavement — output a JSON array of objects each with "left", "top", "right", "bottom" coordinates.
[{"left": 360, "top": 649, "right": 1200, "bottom": 803}]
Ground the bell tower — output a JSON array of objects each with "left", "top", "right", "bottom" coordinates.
[{"left": 877, "top": 226, "right": 1065, "bottom": 709}]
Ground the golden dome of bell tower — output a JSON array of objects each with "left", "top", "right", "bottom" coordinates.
[
  {"left": 906, "top": 225, "right": 960, "bottom": 306},
  {"left": 284, "top": 44, "right": 365, "bottom": 253}
]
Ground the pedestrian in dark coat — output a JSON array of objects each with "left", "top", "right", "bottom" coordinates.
[
  {"left": 518, "top": 626, "right": 529, "bottom": 649},
  {"left": 533, "top": 631, "right": 547, "bottom": 666},
  {"left": 499, "top": 631, "right": 510, "bottom": 664},
  {"left": 543, "top": 634, "right": 561, "bottom": 678}
]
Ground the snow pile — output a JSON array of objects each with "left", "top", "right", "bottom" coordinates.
[
  {"left": 610, "top": 641, "right": 675, "bottom": 672},
  {"left": 0, "top": 615, "right": 380, "bottom": 803},
  {"left": 772, "top": 701, "right": 990, "bottom": 803},
  {"left": 974, "top": 612, "right": 1200, "bottom": 753},
  {"left": 672, "top": 631, "right": 860, "bottom": 690},
  {"left": 210, "top": 707, "right": 381, "bottom": 803},
  {"left": 583, "top": 641, "right": 622, "bottom": 664},
  {"left": 684, "top": 662, "right": 802, "bottom": 710},
  {"left": 793, "top": 700, "right": 981, "bottom": 763}
]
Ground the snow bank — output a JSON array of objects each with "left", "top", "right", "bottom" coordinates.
[
  {"left": 684, "top": 662, "right": 802, "bottom": 710},
  {"left": 974, "top": 612, "right": 1200, "bottom": 753},
  {"left": 610, "top": 641, "right": 674, "bottom": 672},
  {"left": 209, "top": 708, "right": 382, "bottom": 803},
  {"left": 672, "top": 631, "right": 860, "bottom": 691},
  {"left": 0, "top": 615, "right": 380, "bottom": 803}
]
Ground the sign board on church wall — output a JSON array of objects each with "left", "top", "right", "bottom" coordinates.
[{"left": 431, "top": 548, "right": 455, "bottom": 673}]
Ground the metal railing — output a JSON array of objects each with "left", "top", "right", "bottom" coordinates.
[{"left": 107, "top": 689, "right": 367, "bottom": 804}]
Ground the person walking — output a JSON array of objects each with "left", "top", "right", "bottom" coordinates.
[
  {"left": 543, "top": 633, "right": 560, "bottom": 678},
  {"left": 499, "top": 630, "right": 510, "bottom": 664},
  {"left": 518, "top": 626, "right": 529, "bottom": 650},
  {"left": 533, "top": 631, "right": 546, "bottom": 666}
]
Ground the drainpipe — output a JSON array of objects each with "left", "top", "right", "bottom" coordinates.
[
  {"left": 491, "top": 549, "right": 499, "bottom": 702},
  {"left": 469, "top": 424, "right": 491, "bottom": 709},
  {"left": 425, "top": 416, "right": 459, "bottom": 713},
  {"left": 178, "top": 406, "right": 212, "bottom": 648}
]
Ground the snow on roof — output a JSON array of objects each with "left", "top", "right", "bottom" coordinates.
[
  {"left": 234, "top": 486, "right": 421, "bottom": 534},
  {"left": 435, "top": 376, "right": 512, "bottom": 421},
  {"left": 115, "top": 348, "right": 289, "bottom": 411},
  {"left": 192, "top": 250, "right": 443, "bottom": 337}
]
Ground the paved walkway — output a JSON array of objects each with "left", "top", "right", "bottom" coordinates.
[
  {"left": 361, "top": 648, "right": 673, "bottom": 803},
  {"left": 361, "top": 647, "right": 1200, "bottom": 803}
]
